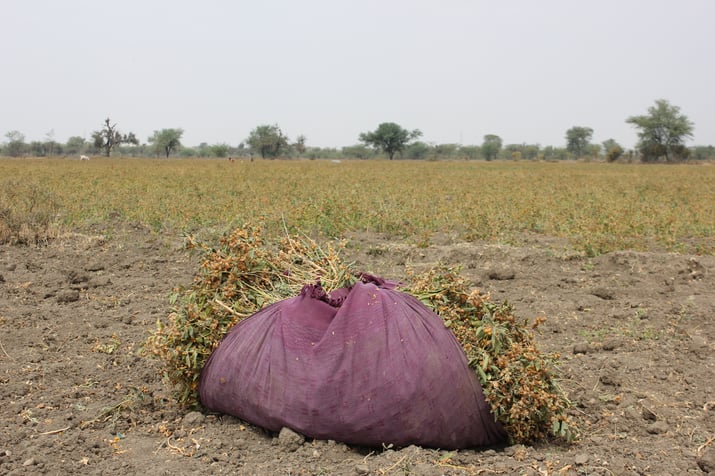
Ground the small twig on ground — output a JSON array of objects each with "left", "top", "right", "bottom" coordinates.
[
  {"left": 80, "top": 396, "right": 133, "bottom": 429},
  {"left": 38, "top": 426, "right": 71, "bottom": 435},
  {"left": 378, "top": 454, "right": 408, "bottom": 474},
  {"left": 0, "top": 337, "right": 15, "bottom": 361},
  {"left": 165, "top": 436, "right": 196, "bottom": 457},
  {"left": 698, "top": 436, "right": 715, "bottom": 457},
  {"left": 434, "top": 460, "right": 483, "bottom": 473},
  {"left": 166, "top": 437, "right": 183, "bottom": 453},
  {"left": 54, "top": 335, "right": 78, "bottom": 354},
  {"left": 593, "top": 362, "right": 606, "bottom": 391},
  {"left": 590, "top": 466, "right": 615, "bottom": 476}
]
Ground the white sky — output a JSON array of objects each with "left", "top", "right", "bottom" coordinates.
[{"left": 2, "top": 0, "right": 713, "bottom": 149}]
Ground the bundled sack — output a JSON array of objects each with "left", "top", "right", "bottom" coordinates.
[{"left": 199, "top": 275, "right": 506, "bottom": 449}]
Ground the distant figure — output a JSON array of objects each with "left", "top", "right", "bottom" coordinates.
[
  {"left": 228, "top": 157, "right": 236, "bottom": 163},
  {"left": 80, "top": 155, "right": 90, "bottom": 161}
]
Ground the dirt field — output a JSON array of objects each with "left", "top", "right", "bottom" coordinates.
[{"left": 1, "top": 224, "right": 713, "bottom": 475}]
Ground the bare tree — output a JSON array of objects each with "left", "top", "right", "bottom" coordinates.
[{"left": 92, "top": 118, "right": 138, "bottom": 157}]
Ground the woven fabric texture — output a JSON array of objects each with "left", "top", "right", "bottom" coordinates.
[{"left": 199, "top": 278, "right": 506, "bottom": 449}]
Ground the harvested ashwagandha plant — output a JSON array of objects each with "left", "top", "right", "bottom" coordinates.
[
  {"left": 146, "top": 224, "right": 576, "bottom": 444},
  {"left": 145, "top": 223, "right": 356, "bottom": 405},
  {"left": 402, "top": 263, "right": 576, "bottom": 444}
]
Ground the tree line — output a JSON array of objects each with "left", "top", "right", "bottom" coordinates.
[{"left": 2, "top": 99, "right": 712, "bottom": 162}]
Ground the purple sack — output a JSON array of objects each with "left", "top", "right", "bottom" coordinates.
[{"left": 198, "top": 276, "right": 506, "bottom": 449}]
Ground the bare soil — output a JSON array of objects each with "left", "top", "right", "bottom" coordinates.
[{"left": 1, "top": 225, "right": 713, "bottom": 475}]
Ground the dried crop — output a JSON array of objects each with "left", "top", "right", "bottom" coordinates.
[
  {"left": 403, "top": 264, "right": 575, "bottom": 443},
  {"left": 146, "top": 224, "right": 575, "bottom": 444},
  {"left": 145, "top": 223, "right": 355, "bottom": 404},
  {"left": 3, "top": 159, "right": 713, "bottom": 255},
  {"left": 0, "top": 178, "right": 61, "bottom": 244}
]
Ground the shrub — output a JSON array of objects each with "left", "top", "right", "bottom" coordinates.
[{"left": 605, "top": 145, "right": 624, "bottom": 162}]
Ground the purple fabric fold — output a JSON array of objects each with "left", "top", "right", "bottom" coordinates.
[{"left": 199, "top": 278, "right": 506, "bottom": 449}]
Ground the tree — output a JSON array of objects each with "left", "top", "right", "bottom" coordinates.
[
  {"left": 402, "top": 141, "right": 431, "bottom": 160},
  {"left": 209, "top": 143, "right": 230, "bottom": 158},
  {"left": 245, "top": 124, "right": 289, "bottom": 158},
  {"left": 359, "top": 122, "right": 422, "bottom": 160},
  {"left": 602, "top": 139, "right": 624, "bottom": 162},
  {"left": 148, "top": 128, "right": 184, "bottom": 158},
  {"left": 626, "top": 99, "right": 694, "bottom": 163},
  {"left": 543, "top": 146, "right": 569, "bottom": 161},
  {"left": 44, "top": 129, "right": 58, "bottom": 156},
  {"left": 459, "top": 145, "right": 481, "bottom": 160},
  {"left": 196, "top": 143, "right": 210, "bottom": 157},
  {"left": 433, "top": 143, "right": 459, "bottom": 160},
  {"left": 481, "top": 134, "right": 502, "bottom": 161},
  {"left": 586, "top": 144, "right": 602, "bottom": 161},
  {"left": 691, "top": 145, "right": 715, "bottom": 161},
  {"left": 565, "top": 126, "right": 593, "bottom": 158},
  {"left": 522, "top": 144, "right": 541, "bottom": 161},
  {"left": 5, "top": 130, "right": 26, "bottom": 157},
  {"left": 29, "top": 141, "right": 47, "bottom": 156},
  {"left": 92, "top": 118, "right": 138, "bottom": 157},
  {"left": 118, "top": 142, "right": 145, "bottom": 157},
  {"left": 179, "top": 147, "right": 198, "bottom": 158},
  {"left": 294, "top": 135, "right": 307, "bottom": 156},
  {"left": 341, "top": 144, "right": 374, "bottom": 160},
  {"left": 65, "top": 136, "right": 87, "bottom": 155}
]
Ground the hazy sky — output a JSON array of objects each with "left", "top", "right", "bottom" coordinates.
[{"left": 2, "top": 0, "right": 713, "bottom": 150}]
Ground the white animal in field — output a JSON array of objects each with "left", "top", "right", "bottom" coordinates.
[{"left": 80, "top": 155, "right": 90, "bottom": 161}]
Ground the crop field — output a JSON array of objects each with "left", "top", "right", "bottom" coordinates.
[
  {"left": 0, "top": 159, "right": 715, "bottom": 255},
  {"left": 2, "top": 157, "right": 715, "bottom": 474},
  {"left": 2, "top": 158, "right": 714, "bottom": 255}
]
